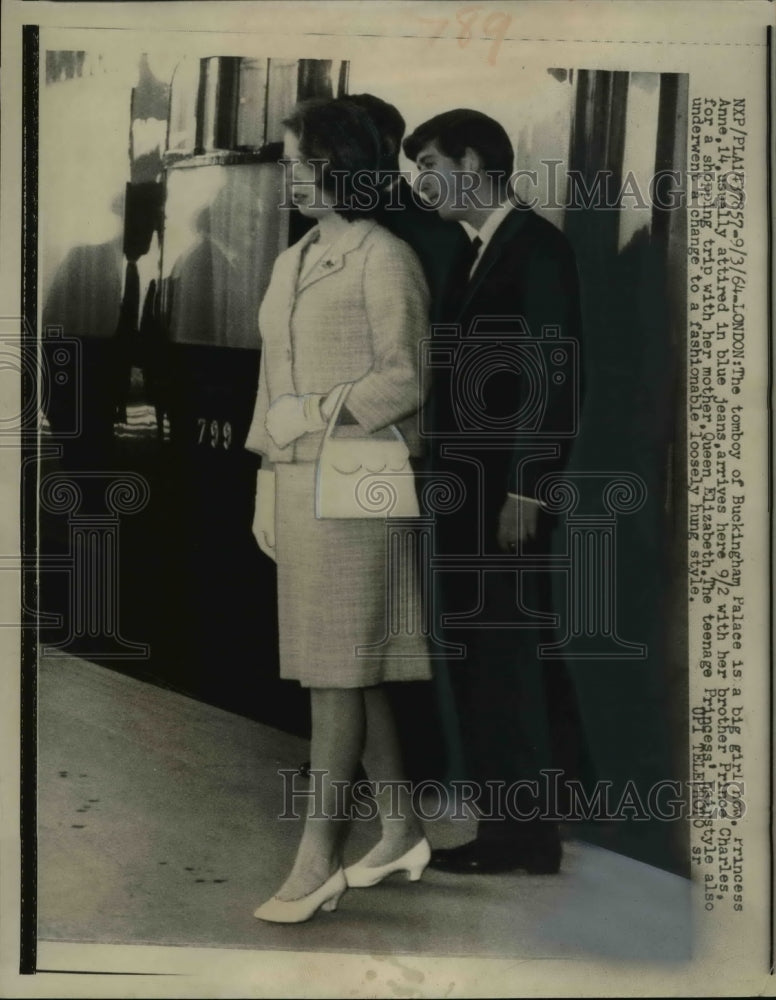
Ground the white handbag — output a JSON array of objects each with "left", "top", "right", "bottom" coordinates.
[{"left": 315, "top": 385, "right": 420, "bottom": 519}]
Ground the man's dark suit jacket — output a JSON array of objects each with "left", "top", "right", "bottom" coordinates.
[
  {"left": 433, "top": 206, "right": 583, "bottom": 553},
  {"left": 374, "top": 176, "right": 472, "bottom": 324},
  {"left": 429, "top": 206, "right": 585, "bottom": 822}
]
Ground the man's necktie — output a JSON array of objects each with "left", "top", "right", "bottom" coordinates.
[{"left": 441, "top": 236, "right": 483, "bottom": 322}]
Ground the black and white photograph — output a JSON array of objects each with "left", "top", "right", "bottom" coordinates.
[{"left": 0, "top": 1, "right": 772, "bottom": 997}]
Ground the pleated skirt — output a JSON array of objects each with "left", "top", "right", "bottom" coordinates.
[{"left": 274, "top": 463, "right": 431, "bottom": 688}]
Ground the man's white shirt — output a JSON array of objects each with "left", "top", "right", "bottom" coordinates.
[{"left": 461, "top": 201, "right": 514, "bottom": 277}]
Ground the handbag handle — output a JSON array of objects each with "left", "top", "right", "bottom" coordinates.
[{"left": 322, "top": 383, "right": 405, "bottom": 444}]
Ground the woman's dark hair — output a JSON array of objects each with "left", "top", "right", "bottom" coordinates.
[
  {"left": 403, "top": 109, "right": 514, "bottom": 192},
  {"left": 282, "top": 98, "right": 382, "bottom": 220}
]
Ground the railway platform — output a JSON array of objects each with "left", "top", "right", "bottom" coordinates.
[{"left": 37, "top": 651, "right": 692, "bottom": 965}]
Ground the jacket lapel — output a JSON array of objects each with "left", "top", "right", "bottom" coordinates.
[
  {"left": 265, "top": 226, "right": 318, "bottom": 338},
  {"left": 457, "top": 208, "right": 531, "bottom": 320},
  {"left": 296, "top": 219, "right": 378, "bottom": 294}
]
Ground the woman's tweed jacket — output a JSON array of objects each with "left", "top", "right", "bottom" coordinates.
[
  {"left": 245, "top": 218, "right": 430, "bottom": 461},
  {"left": 245, "top": 217, "right": 432, "bottom": 687}
]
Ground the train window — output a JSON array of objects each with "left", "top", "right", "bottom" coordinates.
[
  {"left": 197, "top": 57, "right": 223, "bottom": 151},
  {"left": 266, "top": 60, "right": 298, "bottom": 144},
  {"left": 168, "top": 57, "right": 350, "bottom": 157},
  {"left": 168, "top": 57, "right": 198, "bottom": 154},
  {"left": 197, "top": 57, "right": 271, "bottom": 152},
  {"left": 236, "top": 58, "right": 269, "bottom": 149}
]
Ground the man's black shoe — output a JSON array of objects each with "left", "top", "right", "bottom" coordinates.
[{"left": 428, "top": 837, "right": 562, "bottom": 875}]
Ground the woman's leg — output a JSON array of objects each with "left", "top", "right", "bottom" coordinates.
[
  {"left": 357, "top": 686, "right": 425, "bottom": 866},
  {"left": 275, "top": 687, "right": 365, "bottom": 901}
]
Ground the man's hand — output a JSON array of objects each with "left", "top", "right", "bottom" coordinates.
[{"left": 497, "top": 495, "right": 540, "bottom": 551}]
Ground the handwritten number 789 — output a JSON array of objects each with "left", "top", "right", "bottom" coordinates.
[{"left": 416, "top": 7, "right": 513, "bottom": 66}]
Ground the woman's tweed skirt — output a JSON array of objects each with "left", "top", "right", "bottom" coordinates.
[{"left": 274, "top": 462, "right": 431, "bottom": 688}]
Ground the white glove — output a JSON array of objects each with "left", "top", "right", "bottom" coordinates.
[
  {"left": 265, "top": 393, "right": 326, "bottom": 450},
  {"left": 253, "top": 468, "right": 276, "bottom": 562}
]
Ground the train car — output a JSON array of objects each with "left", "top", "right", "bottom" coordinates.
[
  {"left": 41, "top": 55, "right": 346, "bottom": 726},
  {"left": 39, "top": 51, "right": 447, "bottom": 778}
]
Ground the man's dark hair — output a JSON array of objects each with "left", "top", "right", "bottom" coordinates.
[
  {"left": 282, "top": 98, "right": 382, "bottom": 220},
  {"left": 403, "top": 109, "right": 514, "bottom": 191},
  {"left": 343, "top": 94, "right": 405, "bottom": 172}
]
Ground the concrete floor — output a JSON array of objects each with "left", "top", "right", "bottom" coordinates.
[{"left": 37, "top": 652, "right": 693, "bottom": 962}]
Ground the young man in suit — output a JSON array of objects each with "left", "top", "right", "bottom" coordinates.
[{"left": 403, "top": 109, "right": 584, "bottom": 874}]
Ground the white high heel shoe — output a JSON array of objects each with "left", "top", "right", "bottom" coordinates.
[
  {"left": 253, "top": 868, "right": 347, "bottom": 923},
  {"left": 344, "top": 837, "right": 431, "bottom": 888}
]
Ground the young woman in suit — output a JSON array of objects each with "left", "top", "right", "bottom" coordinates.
[{"left": 245, "top": 99, "right": 432, "bottom": 922}]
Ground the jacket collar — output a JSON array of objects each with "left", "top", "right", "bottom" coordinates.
[
  {"left": 295, "top": 218, "right": 379, "bottom": 293},
  {"left": 457, "top": 206, "right": 532, "bottom": 317},
  {"left": 261, "top": 218, "right": 379, "bottom": 353}
]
